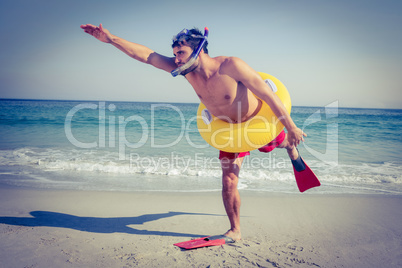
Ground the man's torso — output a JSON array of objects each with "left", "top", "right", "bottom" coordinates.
[{"left": 186, "top": 56, "right": 260, "bottom": 123}]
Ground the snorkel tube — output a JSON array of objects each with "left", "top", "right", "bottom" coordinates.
[{"left": 171, "top": 27, "right": 209, "bottom": 77}]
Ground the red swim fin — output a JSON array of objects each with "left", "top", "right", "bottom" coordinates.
[
  {"left": 174, "top": 235, "right": 234, "bottom": 250},
  {"left": 292, "top": 155, "right": 321, "bottom": 193}
]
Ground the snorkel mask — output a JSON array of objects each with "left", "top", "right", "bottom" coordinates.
[{"left": 171, "top": 27, "right": 209, "bottom": 77}]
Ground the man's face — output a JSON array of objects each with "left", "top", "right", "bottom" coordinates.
[{"left": 173, "top": 45, "right": 193, "bottom": 67}]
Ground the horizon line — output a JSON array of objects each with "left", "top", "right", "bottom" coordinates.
[{"left": 0, "top": 97, "right": 401, "bottom": 111}]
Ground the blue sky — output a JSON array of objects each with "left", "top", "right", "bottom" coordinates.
[{"left": 0, "top": 0, "right": 401, "bottom": 108}]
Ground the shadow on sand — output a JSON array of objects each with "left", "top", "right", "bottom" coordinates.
[{"left": 0, "top": 211, "right": 221, "bottom": 237}]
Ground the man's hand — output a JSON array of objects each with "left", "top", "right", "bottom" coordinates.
[
  {"left": 80, "top": 23, "right": 112, "bottom": 43},
  {"left": 287, "top": 127, "right": 307, "bottom": 148}
]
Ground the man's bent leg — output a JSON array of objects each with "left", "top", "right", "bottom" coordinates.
[
  {"left": 258, "top": 130, "right": 299, "bottom": 160},
  {"left": 220, "top": 156, "right": 244, "bottom": 241},
  {"left": 276, "top": 133, "right": 299, "bottom": 160}
]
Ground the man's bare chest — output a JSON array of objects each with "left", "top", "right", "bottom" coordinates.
[{"left": 189, "top": 75, "right": 247, "bottom": 104}]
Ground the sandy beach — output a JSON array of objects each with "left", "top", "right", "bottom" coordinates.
[{"left": 0, "top": 186, "right": 401, "bottom": 268}]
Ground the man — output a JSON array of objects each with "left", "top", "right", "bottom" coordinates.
[{"left": 80, "top": 24, "right": 306, "bottom": 241}]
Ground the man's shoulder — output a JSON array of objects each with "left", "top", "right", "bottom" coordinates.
[
  {"left": 214, "top": 56, "right": 247, "bottom": 74},
  {"left": 213, "top": 56, "right": 243, "bottom": 64}
]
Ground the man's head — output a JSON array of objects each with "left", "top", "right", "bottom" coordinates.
[
  {"left": 170, "top": 27, "right": 209, "bottom": 77},
  {"left": 172, "top": 28, "right": 208, "bottom": 54}
]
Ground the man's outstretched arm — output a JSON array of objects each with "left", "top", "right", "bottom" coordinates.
[{"left": 80, "top": 24, "right": 176, "bottom": 72}]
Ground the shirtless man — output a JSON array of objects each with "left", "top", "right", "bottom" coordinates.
[{"left": 80, "top": 24, "right": 306, "bottom": 241}]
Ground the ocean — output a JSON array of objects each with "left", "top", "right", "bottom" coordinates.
[{"left": 0, "top": 99, "right": 401, "bottom": 195}]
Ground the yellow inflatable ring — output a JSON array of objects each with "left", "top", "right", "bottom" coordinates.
[{"left": 197, "top": 72, "right": 292, "bottom": 153}]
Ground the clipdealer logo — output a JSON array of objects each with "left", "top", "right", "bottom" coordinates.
[
  {"left": 64, "top": 102, "right": 206, "bottom": 160},
  {"left": 64, "top": 101, "right": 339, "bottom": 165}
]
